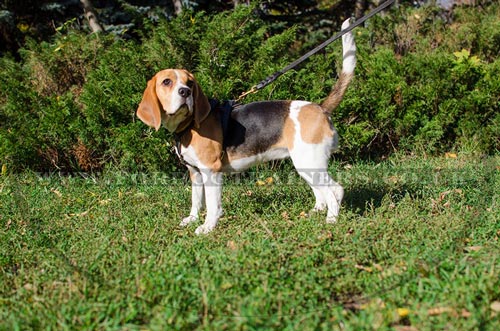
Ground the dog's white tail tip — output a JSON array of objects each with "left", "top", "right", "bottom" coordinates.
[
  {"left": 341, "top": 18, "right": 356, "bottom": 74},
  {"left": 341, "top": 18, "right": 351, "bottom": 30}
]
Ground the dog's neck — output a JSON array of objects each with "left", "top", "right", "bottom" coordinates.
[{"left": 173, "top": 115, "right": 194, "bottom": 135}]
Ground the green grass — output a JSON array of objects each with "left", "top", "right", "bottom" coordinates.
[{"left": 1, "top": 154, "right": 499, "bottom": 330}]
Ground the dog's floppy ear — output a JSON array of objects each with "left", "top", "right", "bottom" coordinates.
[
  {"left": 191, "top": 77, "right": 211, "bottom": 128},
  {"left": 137, "top": 76, "right": 162, "bottom": 131}
]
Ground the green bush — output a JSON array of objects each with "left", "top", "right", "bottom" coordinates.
[
  {"left": 0, "top": 3, "right": 498, "bottom": 172},
  {"left": 0, "top": 30, "right": 110, "bottom": 171}
]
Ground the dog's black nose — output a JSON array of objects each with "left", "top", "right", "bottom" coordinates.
[{"left": 178, "top": 87, "right": 191, "bottom": 98}]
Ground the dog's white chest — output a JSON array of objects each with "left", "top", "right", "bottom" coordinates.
[{"left": 176, "top": 144, "right": 201, "bottom": 169}]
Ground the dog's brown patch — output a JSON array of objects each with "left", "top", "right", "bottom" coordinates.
[
  {"left": 298, "top": 104, "right": 334, "bottom": 144},
  {"left": 181, "top": 112, "right": 223, "bottom": 172}
]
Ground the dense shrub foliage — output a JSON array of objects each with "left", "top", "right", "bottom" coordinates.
[{"left": 0, "top": 3, "right": 498, "bottom": 172}]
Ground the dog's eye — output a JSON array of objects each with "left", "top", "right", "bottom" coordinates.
[
  {"left": 162, "top": 78, "right": 172, "bottom": 86},
  {"left": 187, "top": 80, "right": 194, "bottom": 88}
]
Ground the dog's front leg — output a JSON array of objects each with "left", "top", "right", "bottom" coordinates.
[
  {"left": 180, "top": 166, "right": 205, "bottom": 227},
  {"left": 195, "top": 170, "right": 223, "bottom": 235}
]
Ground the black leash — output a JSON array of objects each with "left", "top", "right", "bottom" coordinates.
[{"left": 237, "top": 0, "right": 395, "bottom": 101}]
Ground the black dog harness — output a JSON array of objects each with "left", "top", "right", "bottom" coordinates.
[{"left": 174, "top": 99, "right": 235, "bottom": 169}]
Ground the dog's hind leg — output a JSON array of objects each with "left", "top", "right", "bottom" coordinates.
[
  {"left": 321, "top": 175, "right": 344, "bottom": 223},
  {"left": 301, "top": 171, "right": 343, "bottom": 223},
  {"left": 310, "top": 186, "right": 327, "bottom": 213},
  {"left": 290, "top": 148, "right": 343, "bottom": 223}
]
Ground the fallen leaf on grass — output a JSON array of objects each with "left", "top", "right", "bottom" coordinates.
[
  {"left": 226, "top": 240, "right": 237, "bottom": 251},
  {"left": 317, "top": 231, "right": 333, "bottom": 240},
  {"left": 382, "top": 265, "right": 406, "bottom": 278},
  {"left": 67, "top": 210, "right": 90, "bottom": 218},
  {"left": 464, "top": 246, "right": 483, "bottom": 252},
  {"left": 396, "top": 307, "right": 410, "bottom": 318},
  {"left": 344, "top": 298, "right": 384, "bottom": 311},
  {"left": 220, "top": 282, "right": 233, "bottom": 290},
  {"left": 393, "top": 326, "right": 418, "bottom": 331},
  {"left": 428, "top": 306, "right": 456, "bottom": 316},
  {"left": 427, "top": 306, "right": 470, "bottom": 317},
  {"left": 355, "top": 263, "right": 385, "bottom": 273},
  {"left": 439, "top": 189, "right": 463, "bottom": 201},
  {"left": 491, "top": 301, "right": 500, "bottom": 312},
  {"left": 445, "top": 152, "right": 457, "bottom": 159},
  {"left": 387, "top": 175, "right": 400, "bottom": 184},
  {"left": 431, "top": 189, "right": 464, "bottom": 210},
  {"left": 461, "top": 309, "right": 472, "bottom": 318},
  {"left": 23, "top": 283, "right": 35, "bottom": 291},
  {"left": 51, "top": 188, "right": 62, "bottom": 197},
  {"left": 256, "top": 177, "right": 274, "bottom": 186},
  {"left": 134, "top": 192, "right": 146, "bottom": 200},
  {"left": 355, "top": 264, "right": 373, "bottom": 272}
]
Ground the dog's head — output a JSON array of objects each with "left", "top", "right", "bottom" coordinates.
[{"left": 136, "top": 69, "right": 210, "bottom": 132}]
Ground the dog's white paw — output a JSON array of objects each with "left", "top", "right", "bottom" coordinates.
[
  {"left": 310, "top": 204, "right": 327, "bottom": 214},
  {"left": 325, "top": 215, "right": 338, "bottom": 224},
  {"left": 195, "top": 223, "right": 215, "bottom": 235},
  {"left": 180, "top": 215, "right": 198, "bottom": 227}
]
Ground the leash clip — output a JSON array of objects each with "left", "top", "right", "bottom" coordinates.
[{"left": 236, "top": 85, "right": 258, "bottom": 102}]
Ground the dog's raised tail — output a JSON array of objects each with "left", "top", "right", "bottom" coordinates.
[{"left": 321, "top": 19, "right": 356, "bottom": 114}]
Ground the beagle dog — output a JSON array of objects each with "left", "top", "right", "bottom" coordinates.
[{"left": 137, "top": 19, "right": 356, "bottom": 234}]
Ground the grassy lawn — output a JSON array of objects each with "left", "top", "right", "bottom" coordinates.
[{"left": 1, "top": 154, "right": 499, "bottom": 330}]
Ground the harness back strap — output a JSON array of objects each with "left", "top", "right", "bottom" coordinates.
[{"left": 210, "top": 99, "right": 235, "bottom": 149}]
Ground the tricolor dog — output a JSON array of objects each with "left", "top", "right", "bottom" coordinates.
[{"left": 137, "top": 20, "right": 356, "bottom": 234}]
